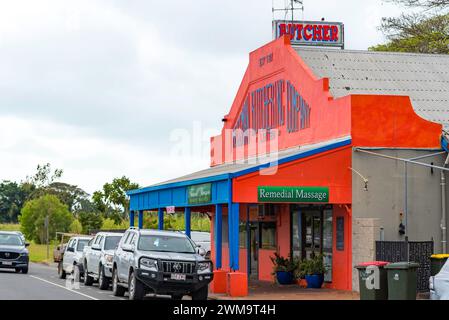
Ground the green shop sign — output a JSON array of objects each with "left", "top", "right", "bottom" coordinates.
[
  {"left": 188, "top": 183, "right": 212, "bottom": 205},
  {"left": 258, "top": 186, "right": 329, "bottom": 203}
]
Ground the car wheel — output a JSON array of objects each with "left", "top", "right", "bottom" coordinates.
[
  {"left": 21, "top": 266, "right": 29, "bottom": 274},
  {"left": 171, "top": 294, "right": 183, "bottom": 300},
  {"left": 192, "top": 286, "right": 208, "bottom": 300},
  {"left": 83, "top": 264, "right": 94, "bottom": 286},
  {"left": 112, "top": 268, "right": 125, "bottom": 297},
  {"left": 98, "top": 265, "right": 109, "bottom": 290},
  {"left": 58, "top": 261, "right": 66, "bottom": 279},
  {"left": 128, "top": 271, "right": 145, "bottom": 300},
  {"left": 72, "top": 264, "right": 81, "bottom": 283}
]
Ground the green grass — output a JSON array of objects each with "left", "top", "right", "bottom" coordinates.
[
  {"left": 28, "top": 242, "right": 56, "bottom": 264},
  {"left": 0, "top": 223, "right": 21, "bottom": 231}
]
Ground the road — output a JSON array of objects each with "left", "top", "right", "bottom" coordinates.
[{"left": 0, "top": 262, "right": 179, "bottom": 300}]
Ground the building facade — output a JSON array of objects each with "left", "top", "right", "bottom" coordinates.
[{"left": 128, "top": 36, "right": 449, "bottom": 293}]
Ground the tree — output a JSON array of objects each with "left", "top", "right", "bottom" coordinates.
[
  {"left": 26, "top": 163, "right": 63, "bottom": 189},
  {"left": 19, "top": 195, "right": 73, "bottom": 244},
  {"left": 370, "top": 0, "right": 449, "bottom": 54},
  {"left": 0, "top": 181, "right": 35, "bottom": 223},
  {"left": 78, "top": 211, "right": 103, "bottom": 234},
  {"left": 92, "top": 176, "right": 139, "bottom": 224}
]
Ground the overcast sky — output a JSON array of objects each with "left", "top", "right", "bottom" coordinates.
[{"left": 0, "top": 0, "right": 403, "bottom": 194}]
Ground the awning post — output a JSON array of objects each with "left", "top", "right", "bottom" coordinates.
[
  {"left": 185, "top": 207, "right": 191, "bottom": 238},
  {"left": 138, "top": 210, "right": 144, "bottom": 229},
  {"left": 215, "top": 204, "right": 223, "bottom": 269},
  {"left": 158, "top": 208, "right": 164, "bottom": 230},
  {"left": 129, "top": 210, "right": 135, "bottom": 227}
]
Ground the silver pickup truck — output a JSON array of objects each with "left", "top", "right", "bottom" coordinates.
[{"left": 82, "top": 232, "right": 123, "bottom": 290}]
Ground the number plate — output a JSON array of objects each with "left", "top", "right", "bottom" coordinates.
[
  {"left": 1, "top": 261, "right": 13, "bottom": 266},
  {"left": 170, "top": 273, "right": 186, "bottom": 281}
]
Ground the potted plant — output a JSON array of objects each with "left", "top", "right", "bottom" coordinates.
[
  {"left": 299, "top": 254, "right": 327, "bottom": 289},
  {"left": 270, "top": 253, "right": 299, "bottom": 285}
]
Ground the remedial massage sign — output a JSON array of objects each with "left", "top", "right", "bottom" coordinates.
[{"left": 258, "top": 186, "right": 329, "bottom": 203}]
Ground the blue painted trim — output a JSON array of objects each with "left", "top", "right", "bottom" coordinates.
[
  {"left": 158, "top": 208, "right": 164, "bottom": 230},
  {"left": 231, "top": 138, "right": 352, "bottom": 178},
  {"left": 185, "top": 207, "right": 191, "bottom": 238},
  {"left": 138, "top": 210, "right": 143, "bottom": 229},
  {"left": 129, "top": 211, "right": 135, "bottom": 227},
  {"left": 215, "top": 204, "right": 222, "bottom": 269},
  {"left": 442, "top": 135, "right": 449, "bottom": 153},
  {"left": 127, "top": 174, "right": 231, "bottom": 195}
]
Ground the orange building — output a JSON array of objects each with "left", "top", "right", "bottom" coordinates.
[{"left": 128, "top": 36, "right": 448, "bottom": 295}]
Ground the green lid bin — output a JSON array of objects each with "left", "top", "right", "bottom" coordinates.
[
  {"left": 430, "top": 254, "right": 449, "bottom": 276},
  {"left": 384, "top": 262, "right": 420, "bottom": 300},
  {"left": 355, "top": 261, "right": 389, "bottom": 300}
]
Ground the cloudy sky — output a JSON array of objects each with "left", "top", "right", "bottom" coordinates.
[{"left": 0, "top": 0, "right": 403, "bottom": 194}]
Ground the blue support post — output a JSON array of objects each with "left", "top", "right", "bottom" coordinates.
[
  {"left": 215, "top": 204, "right": 223, "bottom": 269},
  {"left": 158, "top": 208, "right": 164, "bottom": 230},
  {"left": 138, "top": 210, "right": 144, "bottom": 229},
  {"left": 185, "top": 207, "right": 191, "bottom": 238},
  {"left": 227, "top": 178, "right": 234, "bottom": 270},
  {"left": 129, "top": 210, "right": 135, "bottom": 227},
  {"left": 231, "top": 203, "right": 240, "bottom": 271}
]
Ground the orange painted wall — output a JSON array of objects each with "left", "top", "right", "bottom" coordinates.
[
  {"left": 258, "top": 249, "right": 276, "bottom": 281},
  {"left": 210, "top": 36, "right": 351, "bottom": 166},
  {"left": 232, "top": 146, "right": 352, "bottom": 204},
  {"left": 331, "top": 205, "right": 352, "bottom": 290},
  {"left": 351, "top": 95, "right": 442, "bottom": 148}
]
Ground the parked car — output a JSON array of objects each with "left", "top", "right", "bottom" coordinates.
[
  {"left": 430, "top": 258, "right": 449, "bottom": 300},
  {"left": 57, "top": 235, "right": 92, "bottom": 281},
  {"left": 54, "top": 232, "right": 82, "bottom": 263},
  {"left": 189, "top": 231, "right": 211, "bottom": 259},
  {"left": 112, "top": 228, "right": 213, "bottom": 300},
  {"left": 0, "top": 231, "right": 30, "bottom": 273},
  {"left": 82, "top": 232, "right": 123, "bottom": 289}
]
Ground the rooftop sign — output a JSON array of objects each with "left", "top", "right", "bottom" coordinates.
[{"left": 273, "top": 20, "right": 344, "bottom": 48}]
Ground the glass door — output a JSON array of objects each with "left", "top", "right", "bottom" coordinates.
[{"left": 249, "top": 222, "right": 259, "bottom": 279}]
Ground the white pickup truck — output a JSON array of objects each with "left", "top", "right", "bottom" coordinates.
[{"left": 82, "top": 232, "right": 123, "bottom": 290}]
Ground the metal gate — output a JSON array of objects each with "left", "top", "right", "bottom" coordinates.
[{"left": 375, "top": 239, "right": 433, "bottom": 292}]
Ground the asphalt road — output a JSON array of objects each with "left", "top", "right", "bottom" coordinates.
[{"left": 0, "top": 262, "right": 181, "bottom": 300}]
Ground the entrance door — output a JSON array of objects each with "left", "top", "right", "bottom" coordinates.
[
  {"left": 303, "top": 210, "right": 322, "bottom": 259},
  {"left": 249, "top": 222, "right": 259, "bottom": 279}
]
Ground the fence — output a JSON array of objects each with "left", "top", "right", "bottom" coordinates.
[{"left": 375, "top": 238, "right": 434, "bottom": 292}]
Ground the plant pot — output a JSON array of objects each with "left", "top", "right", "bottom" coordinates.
[
  {"left": 275, "top": 271, "right": 294, "bottom": 285},
  {"left": 305, "top": 274, "right": 324, "bottom": 288}
]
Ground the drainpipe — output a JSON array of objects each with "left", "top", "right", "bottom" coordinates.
[{"left": 441, "top": 154, "right": 449, "bottom": 253}]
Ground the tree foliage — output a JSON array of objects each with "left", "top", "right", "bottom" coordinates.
[
  {"left": 78, "top": 211, "right": 103, "bottom": 234},
  {"left": 0, "top": 181, "right": 34, "bottom": 223},
  {"left": 19, "top": 195, "right": 73, "bottom": 244},
  {"left": 370, "top": 0, "right": 449, "bottom": 54},
  {"left": 92, "top": 176, "right": 139, "bottom": 223}
]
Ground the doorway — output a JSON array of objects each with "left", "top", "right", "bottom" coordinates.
[
  {"left": 291, "top": 205, "right": 333, "bottom": 282},
  {"left": 248, "top": 222, "right": 259, "bottom": 280}
]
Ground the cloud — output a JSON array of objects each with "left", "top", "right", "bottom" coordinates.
[{"left": 0, "top": 0, "right": 403, "bottom": 192}]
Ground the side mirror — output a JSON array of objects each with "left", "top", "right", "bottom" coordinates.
[
  {"left": 122, "top": 244, "right": 134, "bottom": 253},
  {"left": 197, "top": 247, "right": 206, "bottom": 256},
  {"left": 66, "top": 247, "right": 75, "bottom": 253},
  {"left": 25, "top": 242, "right": 30, "bottom": 247}
]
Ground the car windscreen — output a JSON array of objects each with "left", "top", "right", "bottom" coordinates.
[
  {"left": 76, "top": 239, "right": 90, "bottom": 252},
  {"left": 138, "top": 235, "right": 195, "bottom": 253},
  {"left": 104, "top": 236, "right": 122, "bottom": 250},
  {"left": 0, "top": 233, "right": 23, "bottom": 246}
]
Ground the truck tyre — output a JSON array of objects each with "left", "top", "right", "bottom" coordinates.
[
  {"left": 128, "top": 271, "right": 145, "bottom": 300},
  {"left": 83, "top": 263, "right": 94, "bottom": 286},
  {"left": 98, "top": 265, "right": 109, "bottom": 290},
  {"left": 112, "top": 268, "right": 125, "bottom": 297},
  {"left": 58, "top": 261, "right": 66, "bottom": 279},
  {"left": 192, "top": 286, "right": 208, "bottom": 300}
]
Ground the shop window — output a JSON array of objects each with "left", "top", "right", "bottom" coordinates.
[
  {"left": 323, "top": 209, "right": 333, "bottom": 282},
  {"left": 260, "top": 222, "right": 276, "bottom": 249},
  {"left": 221, "top": 218, "right": 229, "bottom": 243},
  {"left": 258, "top": 204, "right": 276, "bottom": 218},
  {"left": 336, "top": 217, "right": 344, "bottom": 251}
]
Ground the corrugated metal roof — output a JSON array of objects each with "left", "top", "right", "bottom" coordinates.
[
  {"left": 294, "top": 48, "right": 449, "bottom": 128},
  {"left": 140, "top": 135, "right": 351, "bottom": 189}
]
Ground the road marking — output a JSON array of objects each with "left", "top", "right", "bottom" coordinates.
[{"left": 29, "top": 275, "right": 99, "bottom": 300}]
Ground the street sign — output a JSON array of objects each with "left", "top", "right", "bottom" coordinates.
[{"left": 166, "top": 206, "right": 175, "bottom": 214}]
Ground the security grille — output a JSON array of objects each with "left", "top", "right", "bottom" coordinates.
[
  {"left": 0, "top": 252, "right": 20, "bottom": 260},
  {"left": 376, "top": 239, "right": 433, "bottom": 292},
  {"left": 161, "top": 261, "right": 195, "bottom": 274}
]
